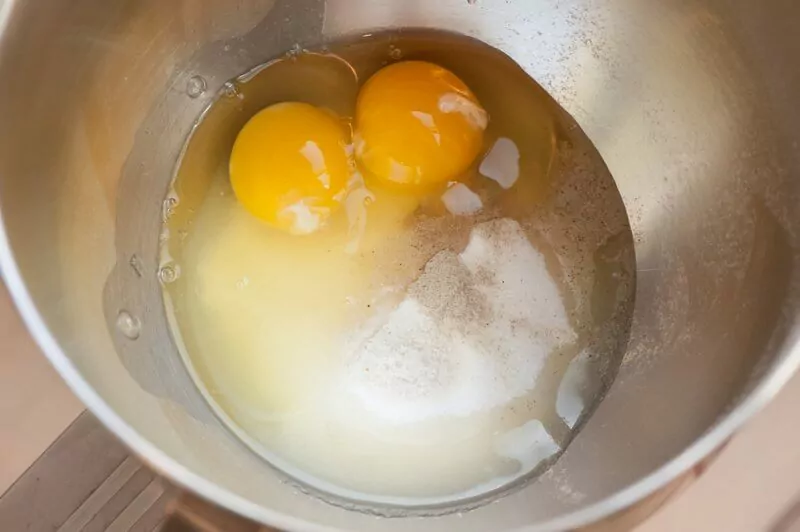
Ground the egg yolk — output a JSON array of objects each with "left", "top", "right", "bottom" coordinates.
[
  {"left": 229, "top": 102, "right": 350, "bottom": 234},
  {"left": 355, "top": 61, "right": 488, "bottom": 188}
]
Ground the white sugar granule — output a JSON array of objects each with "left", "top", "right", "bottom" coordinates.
[
  {"left": 556, "top": 349, "right": 593, "bottom": 429},
  {"left": 479, "top": 137, "right": 520, "bottom": 189},
  {"left": 441, "top": 182, "right": 483, "bottom": 216},
  {"left": 494, "top": 419, "right": 560, "bottom": 468},
  {"left": 344, "top": 218, "right": 576, "bottom": 423}
]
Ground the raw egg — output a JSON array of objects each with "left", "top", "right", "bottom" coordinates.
[
  {"left": 355, "top": 60, "right": 488, "bottom": 188},
  {"left": 164, "top": 31, "right": 635, "bottom": 506},
  {"left": 229, "top": 102, "right": 350, "bottom": 234}
]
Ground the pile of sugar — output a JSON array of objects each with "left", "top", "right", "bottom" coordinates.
[{"left": 344, "top": 218, "right": 576, "bottom": 424}]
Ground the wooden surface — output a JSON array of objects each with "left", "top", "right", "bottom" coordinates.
[
  {"left": 0, "top": 412, "right": 177, "bottom": 532},
  {"left": 0, "top": 282, "right": 83, "bottom": 493},
  {"left": 0, "top": 410, "right": 276, "bottom": 532},
  {"left": 636, "top": 369, "right": 800, "bottom": 532}
]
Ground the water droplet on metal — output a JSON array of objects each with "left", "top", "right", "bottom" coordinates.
[
  {"left": 222, "top": 81, "right": 240, "bottom": 99},
  {"left": 129, "top": 255, "right": 144, "bottom": 278},
  {"left": 186, "top": 75, "right": 207, "bottom": 98},
  {"left": 286, "top": 43, "right": 302, "bottom": 59},
  {"left": 159, "top": 264, "right": 180, "bottom": 284},
  {"left": 162, "top": 195, "right": 179, "bottom": 221},
  {"left": 116, "top": 310, "right": 141, "bottom": 340}
]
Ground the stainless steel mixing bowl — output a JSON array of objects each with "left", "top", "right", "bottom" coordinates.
[{"left": 1, "top": 0, "right": 798, "bottom": 530}]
